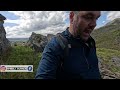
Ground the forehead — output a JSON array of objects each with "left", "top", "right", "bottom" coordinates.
[{"left": 79, "top": 11, "right": 101, "bottom": 17}]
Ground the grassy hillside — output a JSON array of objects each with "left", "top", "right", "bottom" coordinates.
[
  {"left": 92, "top": 27, "right": 120, "bottom": 50},
  {"left": 1, "top": 46, "right": 120, "bottom": 79},
  {"left": 97, "top": 48, "right": 120, "bottom": 73},
  {"left": 91, "top": 18, "right": 120, "bottom": 78},
  {"left": 96, "top": 48, "right": 120, "bottom": 79},
  {"left": 0, "top": 46, "right": 42, "bottom": 79},
  {"left": 92, "top": 18, "right": 120, "bottom": 50}
]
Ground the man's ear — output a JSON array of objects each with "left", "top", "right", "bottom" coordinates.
[{"left": 69, "top": 11, "right": 74, "bottom": 24}]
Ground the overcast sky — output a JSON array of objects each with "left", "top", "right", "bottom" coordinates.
[{"left": 0, "top": 11, "right": 120, "bottom": 38}]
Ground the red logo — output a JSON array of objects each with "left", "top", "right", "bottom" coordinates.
[{"left": 0, "top": 66, "right": 6, "bottom": 72}]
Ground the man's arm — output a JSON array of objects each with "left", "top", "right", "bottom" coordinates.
[{"left": 35, "top": 37, "right": 62, "bottom": 79}]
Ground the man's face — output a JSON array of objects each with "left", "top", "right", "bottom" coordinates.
[{"left": 71, "top": 11, "right": 101, "bottom": 41}]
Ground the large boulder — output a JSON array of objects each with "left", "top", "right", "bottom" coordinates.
[
  {"left": 26, "top": 32, "right": 55, "bottom": 52},
  {"left": 26, "top": 32, "right": 45, "bottom": 52},
  {"left": 0, "top": 14, "right": 11, "bottom": 56}
]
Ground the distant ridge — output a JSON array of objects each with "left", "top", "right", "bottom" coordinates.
[{"left": 8, "top": 38, "right": 29, "bottom": 42}]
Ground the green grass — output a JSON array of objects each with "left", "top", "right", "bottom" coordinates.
[
  {"left": 97, "top": 48, "right": 120, "bottom": 59},
  {"left": 1, "top": 46, "right": 120, "bottom": 79},
  {"left": 96, "top": 48, "right": 120, "bottom": 73},
  {"left": 0, "top": 46, "right": 42, "bottom": 79},
  {"left": 92, "top": 24, "right": 120, "bottom": 51}
]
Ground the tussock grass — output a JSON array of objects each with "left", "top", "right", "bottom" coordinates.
[{"left": 0, "top": 46, "right": 42, "bottom": 79}]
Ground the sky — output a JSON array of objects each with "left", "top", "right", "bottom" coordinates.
[{"left": 0, "top": 11, "right": 120, "bottom": 38}]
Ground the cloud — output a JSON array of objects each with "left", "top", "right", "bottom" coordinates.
[
  {"left": 4, "top": 11, "right": 69, "bottom": 38},
  {"left": 106, "top": 11, "right": 120, "bottom": 21},
  {"left": 102, "top": 21, "right": 105, "bottom": 23},
  {"left": 5, "top": 19, "right": 21, "bottom": 24}
]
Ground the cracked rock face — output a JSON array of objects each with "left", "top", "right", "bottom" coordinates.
[
  {"left": 26, "top": 32, "right": 48, "bottom": 52},
  {"left": 0, "top": 14, "right": 11, "bottom": 55},
  {"left": 26, "top": 32, "right": 55, "bottom": 52}
]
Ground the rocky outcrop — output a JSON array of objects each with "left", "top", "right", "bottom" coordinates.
[
  {"left": 98, "top": 58, "right": 120, "bottom": 79},
  {"left": 0, "top": 14, "right": 11, "bottom": 56},
  {"left": 47, "top": 34, "right": 55, "bottom": 42},
  {"left": 26, "top": 32, "right": 55, "bottom": 52}
]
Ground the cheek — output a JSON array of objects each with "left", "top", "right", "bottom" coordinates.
[
  {"left": 79, "top": 21, "right": 88, "bottom": 29},
  {"left": 73, "top": 20, "right": 88, "bottom": 35},
  {"left": 77, "top": 21, "right": 85, "bottom": 32},
  {"left": 77, "top": 21, "right": 89, "bottom": 36}
]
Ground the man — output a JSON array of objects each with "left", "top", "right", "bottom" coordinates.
[{"left": 35, "top": 11, "right": 101, "bottom": 79}]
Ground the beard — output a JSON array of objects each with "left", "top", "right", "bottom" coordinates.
[
  {"left": 74, "top": 25, "right": 92, "bottom": 42},
  {"left": 73, "top": 24, "right": 83, "bottom": 39}
]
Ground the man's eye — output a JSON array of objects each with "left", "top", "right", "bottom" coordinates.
[{"left": 84, "top": 16, "right": 93, "bottom": 20}]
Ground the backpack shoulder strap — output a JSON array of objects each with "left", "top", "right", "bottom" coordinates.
[
  {"left": 56, "top": 33, "right": 68, "bottom": 49},
  {"left": 55, "top": 33, "right": 69, "bottom": 59}
]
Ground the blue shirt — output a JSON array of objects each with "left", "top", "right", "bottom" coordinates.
[{"left": 35, "top": 28, "right": 101, "bottom": 79}]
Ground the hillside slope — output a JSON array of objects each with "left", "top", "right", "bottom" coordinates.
[
  {"left": 92, "top": 18, "right": 120, "bottom": 79},
  {"left": 92, "top": 18, "right": 120, "bottom": 50}
]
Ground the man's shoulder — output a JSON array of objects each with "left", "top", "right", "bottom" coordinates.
[
  {"left": 46, "top": 34, "right": 64, "bottom": 48},
  {"left": 48, "top": 27, "right": 68, "bottom": 42},
  {"left": 47, "top": 36, "right": 58, "bottom": 46},
  {"left": 46, "top": 27, "right": 69, "bottom": 50},
  {"left": 43, "top": 36, "right": 62, "bottom": 54}
]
